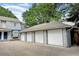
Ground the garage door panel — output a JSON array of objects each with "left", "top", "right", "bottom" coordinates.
[
  {"left": 21, "top": 33, "right": 26, "bottom": 41},
  {"left": 48, "top": 29, "right": 63, "bottom": 46},
  {"left": 27, "top": 32, "right": 32, "bottom": 42},
  {"left": 35, "top": 31, "right": 43, "bottom": 43}
]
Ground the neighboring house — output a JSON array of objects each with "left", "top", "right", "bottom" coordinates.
[
  {"left": 0, "top": 16, "right": 24, "bottom": 40},
  {"left": 20, "top": 22, "right": 74, "bottom": 47}
]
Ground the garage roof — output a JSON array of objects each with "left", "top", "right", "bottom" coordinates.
[{"left": 21, "top": 22, "right": 72, "bottom": 32}]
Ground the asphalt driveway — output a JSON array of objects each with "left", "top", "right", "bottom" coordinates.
[{"left": 0, "top": 41, "right": 79, "bottom": 56}]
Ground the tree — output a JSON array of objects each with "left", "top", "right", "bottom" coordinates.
[
  {"left": 63, "top": 4, "right": 79, "bottom": 22},
  {"left": 23, "top": 3, "right": 63, "bottom": 27},
  {"left": 0, "top": 6, "right": 16, "bottom": 18},
  {"left": 69, "top": 4, "right": 79, "bottom": 17}
]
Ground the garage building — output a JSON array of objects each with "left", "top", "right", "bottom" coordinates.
[{"left": 20, "top": 22, "right": 76, "bottom": 47}]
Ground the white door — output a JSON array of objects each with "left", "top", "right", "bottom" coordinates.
[
  {"left": 48, "top": 29, "right": 63, "bottom": 46},
  {"left": 27, "top": 32, "right": 32, "bottom": 42},
  {"left": 35, "top": 31, "right": 44, "bottom": 43},
  {"left": 21, "top": 33, "right": 26, "bottom": 41}
]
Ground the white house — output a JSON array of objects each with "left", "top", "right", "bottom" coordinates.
[{"left": 0, "top": 16, "right": 24, "bottom": 40}]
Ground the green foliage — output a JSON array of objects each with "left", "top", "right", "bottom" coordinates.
[
  {"left": 62, "top": 4, "right": 79, "bottom": 22},
  {"left": 69, "top": 4, "right": 79, "bottom": 17},
  {"left": 23, "top": 3, "right": 62, "bottom": 27},
  {"left": 0, "top": 6, "right": 16, "bottom": 18}
]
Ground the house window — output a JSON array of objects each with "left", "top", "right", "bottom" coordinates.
[{"left": 1, "top": 20, "right": 6, "bottom": 23}]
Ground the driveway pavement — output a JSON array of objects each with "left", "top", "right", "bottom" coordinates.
[{"left": 0, "top": 41, "right": 79, "bottom": 56}]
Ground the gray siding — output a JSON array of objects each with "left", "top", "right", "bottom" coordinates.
[
  {"left": 0, "top": 21, "right": 22, "bottom": 30},
  {"left": 62, "top": 29, "right": 71, "bottom": 47},
  {"left": 8, "top": 31, "right": 12, "bottom": 40},
  {"left": 66, "top": 30, "right": 71, "bottom": 47}
]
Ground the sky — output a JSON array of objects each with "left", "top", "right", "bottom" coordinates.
[{"left": 0, "top": 3, "right": 32, "bottom": 22}]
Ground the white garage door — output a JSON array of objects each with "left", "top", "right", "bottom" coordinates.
[
  {"left": 21, "top": 33, "right": 26, "bottom": 41},
  {"left": 35, "top": 31, "right": 44, "bottom": 43},
  {"left": 27, "top": 32, "right": 32, "bottom": 42},
  {"left": 48, "top": 29, "right": 63, "bottom": 46}
]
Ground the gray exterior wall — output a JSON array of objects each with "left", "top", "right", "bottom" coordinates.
[
  {"left": 0, "top": 21, "right": 21, "bottom": 30},
  {"left": 66, "top": 29, "right": 71, "bottom": 47},
  {"left": 8, "top": 31, "right": 12, "bottom": 40},
  {"left": 62, "top": 29, "right": 71, "bottom": 47}
]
